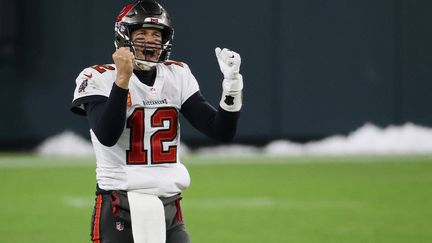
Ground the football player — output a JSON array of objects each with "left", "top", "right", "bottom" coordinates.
[{"left": 70, "top": 0, "right": 243, "bottom": 243}]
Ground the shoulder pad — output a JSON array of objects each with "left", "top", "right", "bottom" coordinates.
[
  {"left": 163, "top": 61, "right": 184, "bottom": 68},
  {"left": 78, "top": 64, "right": 115, "bottom": 82}
]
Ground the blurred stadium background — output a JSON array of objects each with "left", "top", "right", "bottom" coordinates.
[
  {"left": 1, "top": 0, "right": 432, "bottom": 149},
  {"left": 1, "top": 0, "right": 432, "bottom": 242}
]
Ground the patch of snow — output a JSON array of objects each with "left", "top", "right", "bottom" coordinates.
[
  {"left": 264, "top": 123, "right": 432, "bottom": 155},
  {"left": 35, "top": 131, "right": 94, "bottom": 156},
  {"left": 36, "top": 123, "right": 432, "bottom": 157}
]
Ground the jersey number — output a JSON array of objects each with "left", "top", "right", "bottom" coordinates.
[
  {"left": 126, "top": 107, "right": 178, "bottom": 165},
  {"left": 91, "top": 64, "right": 115, "bottom": 73}
]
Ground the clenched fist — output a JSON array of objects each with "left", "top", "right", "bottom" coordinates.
[
  {"left": 113, "top": 47, "right": 134, "bottom": 89},
  {"left": 215, "top": 47, "right": 243, "bottom": 112},
  {"left": 215, "top": 47, "right": 241, "bottom": 80}
]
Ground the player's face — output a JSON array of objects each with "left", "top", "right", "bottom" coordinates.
[{"left": 131, "top": 28, "right": 163, "bottom": 62}]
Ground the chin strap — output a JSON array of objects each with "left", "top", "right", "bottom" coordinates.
[{"left": 135, "top": 59, "right": 157, "bottom": 71}]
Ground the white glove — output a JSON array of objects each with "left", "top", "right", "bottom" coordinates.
[{"left": 215, "top": 47, "right": 243, "bottom": 112}]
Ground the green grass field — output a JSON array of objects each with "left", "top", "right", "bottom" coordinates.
[{"left": 0, "top": 154, "right": 431, "bottom": 243}]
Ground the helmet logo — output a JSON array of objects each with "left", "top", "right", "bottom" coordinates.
[
  {"left": 116, "top": 3, "right": 138, "bottom": 22},
  {"left": 144, "top": 17, "right": 165, "bottom": 24}
]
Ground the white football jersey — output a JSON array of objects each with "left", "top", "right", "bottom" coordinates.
[{"left": 72, "top": 62, "right": 199, "bottom": 197}]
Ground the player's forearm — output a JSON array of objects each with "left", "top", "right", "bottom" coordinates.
[
  {"left": 85, "top": 83, "right": 128, "bottom": 146},
  {"left": 181, "top": 91, "right": 240, "bottom": 142},
  {"left": 211, "top": 107, "right": 240, "bottom": 142}
]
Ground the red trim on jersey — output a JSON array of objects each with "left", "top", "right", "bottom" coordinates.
[
  {"left": 164, "top": 61, "right": 184, "bottom": 67},
  {"left": 116, "top": 3, "right": 138, "bottom": 22},
  {"left": 92, "top": 195, "right": 103, "bottom": 243},
  {"left": 174, "top": 197, "right": 183, "bottom": 223}
]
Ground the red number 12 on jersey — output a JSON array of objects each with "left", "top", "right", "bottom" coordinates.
[{"left": 126, "top": 107, "right": 178, "bottom": 165}]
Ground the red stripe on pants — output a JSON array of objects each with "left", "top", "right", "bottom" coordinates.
[
  {"left": 175, "top": 198, "right": 183, "bottom": 223},
  {"left": 93, "top": 195, "right": 103, "bottom": 243}
]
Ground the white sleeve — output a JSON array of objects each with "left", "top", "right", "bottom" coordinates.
[
  {"left": 71, "top": 66, "right": 114, "bottom": 114},
  {"left": 180, "top": 63, "right": 200, "bottom": 105}
]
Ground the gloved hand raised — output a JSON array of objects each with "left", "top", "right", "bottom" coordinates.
[
  {"left": 215, "top": 47, "right": 243, "bottom": 112},
  {"left": 215, "top": 47, "right": 242, "bottom": 80}
]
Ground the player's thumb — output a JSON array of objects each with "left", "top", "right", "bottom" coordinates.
[{"left": 215, "top": 47, "right": 222, "bottom": 59}]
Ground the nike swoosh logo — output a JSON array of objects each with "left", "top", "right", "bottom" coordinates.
[{"left": 83, "top": 73, "right": 92, "bottom": 79}]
